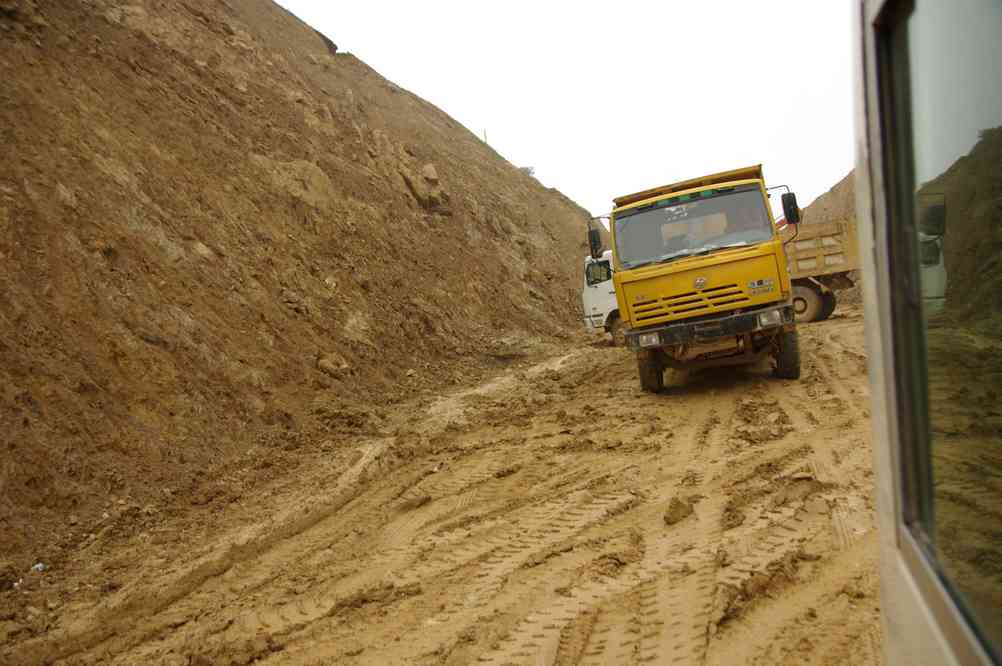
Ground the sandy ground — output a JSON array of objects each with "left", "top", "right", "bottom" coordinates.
[
  {"left": 926, "top": 321, "right": 1002, "bottom": 643},
  {"left": 2, "top": 309, "right": 882, "bottom": 666}
]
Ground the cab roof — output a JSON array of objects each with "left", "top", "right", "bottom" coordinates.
[{"left": 612, "top": 164, "right": 764, "bottom": 209}]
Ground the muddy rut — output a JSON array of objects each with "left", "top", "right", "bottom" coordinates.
[{"left": 3, "top": 310, "right": 881, "bottom": 666}]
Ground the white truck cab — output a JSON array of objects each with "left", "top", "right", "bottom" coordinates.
[
  {"left": 917, "top": 196, "right": 947, "bottom": 315},
  {"left": 581, "top": 250, "right": 624, "bottom": 343},
  {"left": 918, "top": 230, "right": 947, "bottom": 314}
]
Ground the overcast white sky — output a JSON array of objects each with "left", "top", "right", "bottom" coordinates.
[{"left": 275, "top": 1, "right": 855, "bottom": 219}]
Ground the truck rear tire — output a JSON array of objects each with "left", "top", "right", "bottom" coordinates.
[
  {"left": 773, "top": 329, "right": 801, "bottom": 380},
  {"left": 638, "top": 354, "right": 664, "bottom": 393},
  {"left": 818, "top": 291, "right": 837, "bottom": 320},
  {"left": 792, "top": 284, "right": 823, "bottom": 323}
]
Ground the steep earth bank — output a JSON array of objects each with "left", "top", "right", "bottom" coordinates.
[{"left": 0, "top": 0, "right": 591, "bottom": 569}]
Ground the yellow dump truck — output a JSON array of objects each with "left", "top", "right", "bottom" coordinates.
[
  {"left": 589, "top": 165, "right": 801, "bottom": 392},
  {"left": 782, "top": 219, "right": 860, "bottom": 322}
]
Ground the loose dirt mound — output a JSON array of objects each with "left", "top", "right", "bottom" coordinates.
[
  {"left": 802, "top": 170, "right": 855, "bottom": 226},
  {"left": 0, "top": 1, "right": 591, "bottom": 569},
  {"left": 799, "top": 169, "right": 863, "bottom": 305}
]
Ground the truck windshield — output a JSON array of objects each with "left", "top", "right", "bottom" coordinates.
[{"left": 613, "top": 187, "right": 774, "bottom": 269}]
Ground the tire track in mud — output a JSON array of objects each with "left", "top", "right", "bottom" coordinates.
[
  {"left": 33, "top": 441, "right": 582, "bottom": 663},
  {"left": 13, "top": 320, "right": 882, "bottom": 666},
  {"left": 716, "top": 503, "right": 823, "bottom": 597},
  {"left": 622, "top": 403, "right": 731, "bottom": 666},
  {"left": 6, "top": 439, "right": 393, "bottom": 666},
  {"left": 702, "top": 319, "right": 880, "bottom": 665},
  {"left": 244, "top": 453, "right": 646, "bottom": 664},
  {"left": 384, "top": 490, "right": 644, "bottom": 663},
  {"left": 472, "top": 507, "right": 727, "bottom": 666},
  {"left": 780, "top": 322, "right": 870, "bottom": 559},
  {"left": 172, "top": 476, "right": 480, "bottom": 662},
  {"left": 397, "top": 462, "right": 641, "bottom": 584},
  {"left": 477, "top": 398, "right": 736, "bottom": 666},
  {"left": 201, "top": 453, "right": 635, "bottom": 662},
  {"left": 707, "top": 535, "right": 880, "bottom": 666},
  {"left": 783, "top": 326, "right": 840, "bottom": 430},
  {"left": 807, "top": 323, "right": 868, "bottom": 422}
]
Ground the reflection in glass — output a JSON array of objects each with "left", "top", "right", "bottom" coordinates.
[{"left": 907, "top": 0, "right": 1002, "bottom": 650}]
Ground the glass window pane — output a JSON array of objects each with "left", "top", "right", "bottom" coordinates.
[
  {"left": 905, "top": 0, "right": 1002, "bottom": 651},
  {"left": 586, "top": 261, "right": 611, "bottom": 286}
]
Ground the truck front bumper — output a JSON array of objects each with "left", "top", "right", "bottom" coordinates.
[{"left": 624, "top": 304, "right": 794, "bottom": 350}]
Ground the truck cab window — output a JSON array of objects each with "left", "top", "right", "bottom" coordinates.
[
  {"left": 585, "top": 260, "right": 611, "bottom": 286},
  {"left": 917, "top": 236, "right": 940, "bottom": 267},
  {"left": 884, "top": 0, "right": 1002, "bottom": 656}
]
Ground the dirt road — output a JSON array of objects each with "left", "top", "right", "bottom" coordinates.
[{"left": 3, "top": 310, "right": 881, "bottom": 666}]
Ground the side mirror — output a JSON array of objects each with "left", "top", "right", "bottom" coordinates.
[
  {"left": 781, "top": 192, "right": 801, "bottom": 226},
  {"left": 588, "top": 227, "right": 603, "bottom": 259}
]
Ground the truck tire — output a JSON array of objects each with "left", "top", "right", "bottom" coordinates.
[
  {"left": 773, "top": 329, "right": 801, "bottom": 380},
  {"left": 818, "top": 291, "right": 837, "bottom": 321},
  {"left": 638, "top": 353, "right": 664, "bottom": 392},
  {"left": 609, "top": 316, "right": 626, "bottom": 347},
  {"left": 792, "top": 284, "right": 823, "bottom": 323}
]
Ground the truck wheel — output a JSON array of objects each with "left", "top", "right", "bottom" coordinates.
[
  {"left": 638, "top": 353, "right": 664, "bottom": 393},
  {"left": 818, "top": 291, "right": 837, "bottom": 321},
  {"left": 792, "top": 284, "right": 823, "bottom": 323},
  {"left": 609, "top": 317, "right": 626, "bottom": 346},
  {"left": 773, "top": 329, "right": 801, "bottom": 380}
]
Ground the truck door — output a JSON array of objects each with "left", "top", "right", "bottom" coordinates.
[
  {"left": 583, "top": 258, "right": 614, "bottom": 329},
  {"left": 856, "top": 0, "right": 1002, "bottom": 663}
]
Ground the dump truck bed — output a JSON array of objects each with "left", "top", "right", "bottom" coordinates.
[{"left": 782, "top": 219, "right": 860, "bottom": 279}]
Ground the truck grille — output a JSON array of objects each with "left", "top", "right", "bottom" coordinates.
[{"left": 633, "top": 284, "right": 750, "bottom": 322}]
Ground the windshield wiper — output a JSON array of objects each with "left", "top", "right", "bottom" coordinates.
[
  {"left": 625, "top": 249, "right": 695, "bottom": 269},
  {"left": 624, "top": 242, "right": 753, "bottom": 270},
  {"left": 687, "top": 241, "right": 751, "bottom": 257}
]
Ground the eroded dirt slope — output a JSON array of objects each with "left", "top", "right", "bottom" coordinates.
[
  {"left": 1, "top": 310, "right": 881, "bottom": 665},
  {"left": 798, "top": 126, "right": 1002, "bottom": 321},
  {"left": 0, "top": 0, "right": 591, "bottom": 568},
  {"left": 918, "top": 126, "right": 1002, "bottom": 321},
  {"left": 802, "top": 170, "right": 855, "bottom": 226}
]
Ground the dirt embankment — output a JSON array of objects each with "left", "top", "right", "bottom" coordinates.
[
  {"left": 0, "top": 1, "right": 592, "bottom": 570},
  {"left": 801, "top": 170, "right": 855, "bottom": 227},
  {"left": 1, "top": 311, "right": 881, "bottom": 666},
  {"left": 797, "top": 169, "right": 863, "bottom": 306},
  {"left": 918, "top": 126, "right": 1002, "bottom": 322},
  {"left": 799, "top": 126, "right": 1002, "bottom": 320}
]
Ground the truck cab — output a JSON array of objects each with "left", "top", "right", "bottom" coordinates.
[
  {"left": 917, "top": 193, "right": 948, "bottom": 314},
  {"left": 607, "top": 165, "right": 802, "bottom": 391},
  {"left": 581, "top": 250, "right": 624, "bottom": 343}
]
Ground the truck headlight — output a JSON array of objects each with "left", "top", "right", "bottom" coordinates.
[
  {"left": 758, "top": 309, "right": 782, "bottom": 328},
  {"left": 638, "top": 332, "right": 660, "bottom": 348}
]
